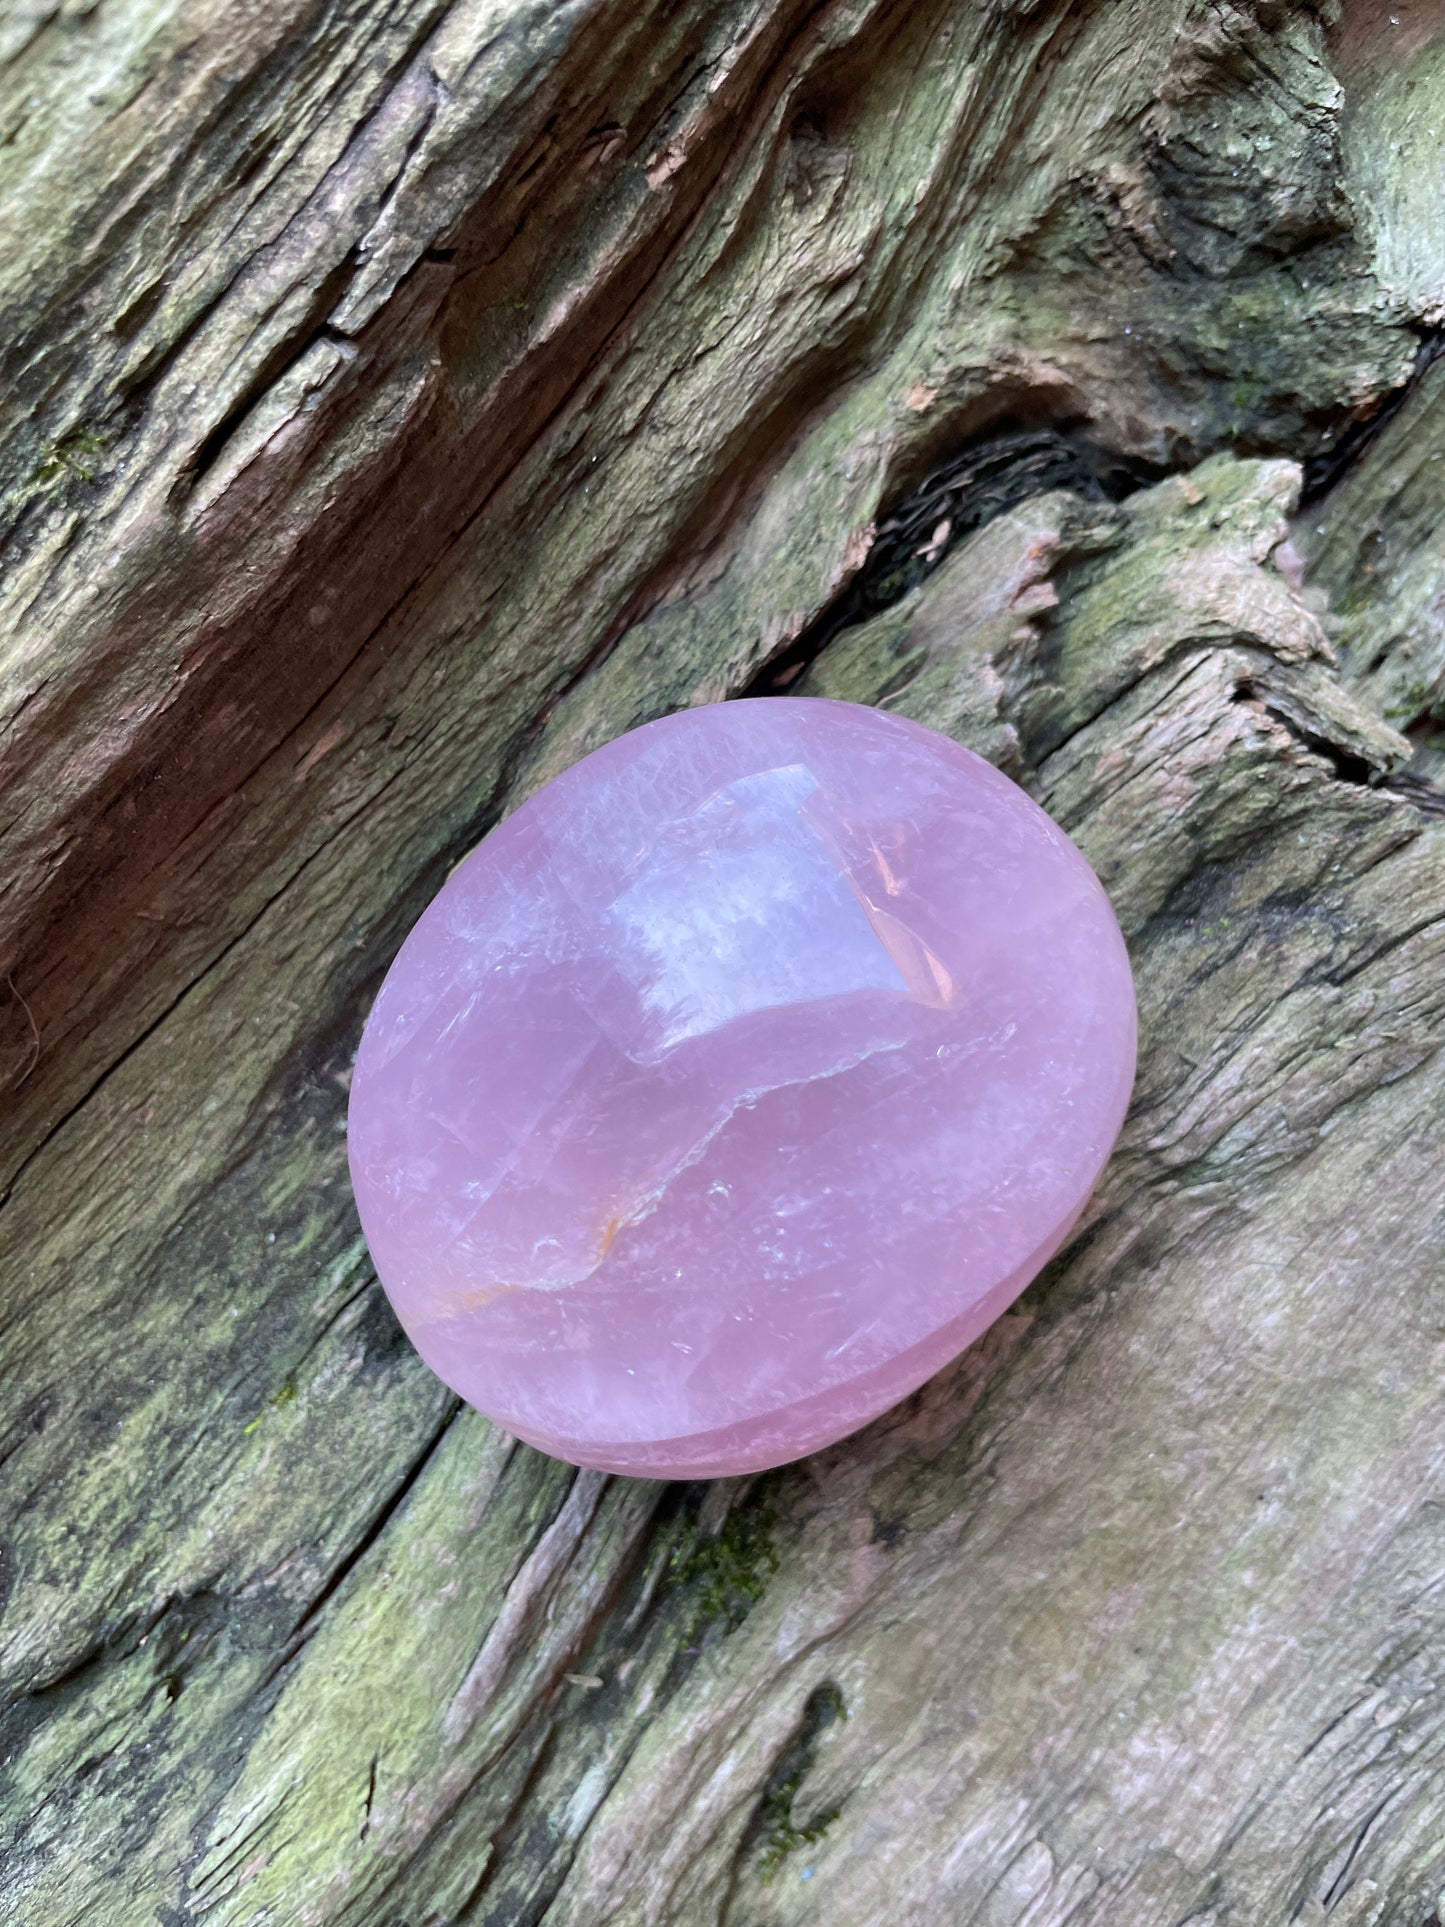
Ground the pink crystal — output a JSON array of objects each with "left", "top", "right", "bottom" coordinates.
[{"left": 348, "top": 699, "right": 1136, "bottom": 1478}]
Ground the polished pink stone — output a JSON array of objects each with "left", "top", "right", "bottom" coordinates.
[{"left": 348, "top": 698, "right": 1135, "bottom": 1479}]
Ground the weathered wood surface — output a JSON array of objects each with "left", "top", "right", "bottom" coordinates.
[{"left": 2, "top": 1, "right": 1445, "bottom": 1921}]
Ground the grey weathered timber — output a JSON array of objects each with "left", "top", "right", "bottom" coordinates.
[{"left": 2, "top": 1, "right": 1445, "bottom": 1922}]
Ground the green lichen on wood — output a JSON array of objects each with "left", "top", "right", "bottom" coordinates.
[
  {"left": 13, "top": 427, "right": 109, "bottom": 506},
  {"left": 667, "top": 1481, "right": 784, "bottom": 1634},
  {"left": 752, "top": 1683, "right": 848, "bottom": 1883}
]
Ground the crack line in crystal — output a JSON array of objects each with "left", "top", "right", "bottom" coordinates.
[{"left": 422, "top": 1034, "right": 915, "bottom": 1314}]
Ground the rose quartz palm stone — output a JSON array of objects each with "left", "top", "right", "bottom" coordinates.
[{"left": 348, "top": 698, "right": 1135, "bottom": 1479}]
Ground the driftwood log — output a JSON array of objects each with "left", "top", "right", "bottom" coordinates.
[{"left": 3, "top": 1, "right": 1445, "bottom": 1921}]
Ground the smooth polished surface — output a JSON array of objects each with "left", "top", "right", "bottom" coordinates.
[{"left": 348, "top": 699, "right": 1136, "bottom": 1477}]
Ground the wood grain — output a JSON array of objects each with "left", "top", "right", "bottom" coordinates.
[{"left": 2, "top": 3, "right": 1443, "bottom": 1922}]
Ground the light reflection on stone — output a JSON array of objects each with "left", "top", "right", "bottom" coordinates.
[{"left": 348, "top": 699, "right": 1136, "bottom": 1478}]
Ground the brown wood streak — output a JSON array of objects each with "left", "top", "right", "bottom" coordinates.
[{"left": 0, "top": 0, "right": 842, "bottom": 1192}]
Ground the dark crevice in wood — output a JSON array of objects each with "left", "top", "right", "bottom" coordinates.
[
  {"left": 0, "top": 1580, "right": 234, "bottom": 1768},
  {"left": 743, "top": 420, "right": 1158, "bottom": 696},
  {"left": 1234, "top": 681, "right": 1384, "bottom": 789},
  {"left": 1168, "top": 1886, "right": 1226, "bottom": 1927},
  {"left": 453, "top": 1485, "right": 769, "bottom": 1927},
  {"left": 1382, "top": 767, "right": 1445, "bottom": 815},
  {"left": 183, "top": 250, "right": 363, "bottom": 488},
  {"left": 450, "top": 1726, "right": 564, "bottom": 1924},
  {"left": 359, "top": 1751, "right": 378, "bottom": 1840},
  {"left": 370, "top": 77, "right": 441, "bottom": 225},
  {"left": 355, "top": 1484, "right": 680, "bottom": 1927},
  {"left": 1319, "top": 1792, "right": 1397, "bottom": 1911},
  {"left": 1329, "top": 899, "right": 1445, "bottom": 987},
  {"left": 1300, "top": 326, "right": 1445, "bottom": 503},
  {"left": 0, "top": 735, "right": 415, "bottom": 1206},
  {"left": 1295, "top": 1692, "right": 1372, "bottom": 1762},
  {"left": 267, "top": 1400, "right": 462, "bottom": 1678},
  {"left": 724, "top": 1678, "right": 847, "bottom": 1909}
]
